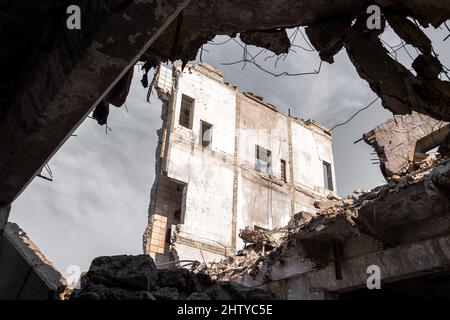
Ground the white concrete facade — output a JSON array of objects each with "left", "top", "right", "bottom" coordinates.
[{"left": 144, "top": 63, "right": 336, "bottom": 266}]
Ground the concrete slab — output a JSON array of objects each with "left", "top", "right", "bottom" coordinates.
[{"left": 0, "top": 223, "right": 66, "bottom": 300}]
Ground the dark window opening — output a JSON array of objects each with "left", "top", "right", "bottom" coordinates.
[
  {"left": 165, "top": 228, "right": 172, "bottom": 245},
  {"left": 174, "top": 209, "right": 181, "bottom": 224},
  {"left": 281, "top": 159, "right": 287, "bottom": 182},
  {"left": 323, "top": 161, "right": 334, "bottom": 191},
  {"left": 179, "top": 94, "right": 194, "bottom": 128},
  {"left": 256, "top": 145, "right": 272, "bottom": 174},
  {"left": 201, "top": 120, "right": 213, "bottom": 149},
  {"left": 413, "top": 124, "right": 450, "bottom": 162}
]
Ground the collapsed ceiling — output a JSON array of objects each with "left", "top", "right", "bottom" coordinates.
[
  {"left": 1, "top": 0, "right": 450, "bottom": 300},
  {"left": 0, "top": 0, "right": 449, "bottom": 205},
  {"left": 144, "top": 0, "right": 450, "bottom": 120}
]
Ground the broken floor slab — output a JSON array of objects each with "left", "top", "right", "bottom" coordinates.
[
  {"left": 2, "top": 1, "right": 450, "bottom": 207},
  {"left": 0, "top": 223, "right": 66, "bottom": 300},
  {"left": 203, "top": 158, "right": 450, "bottom": 299}
]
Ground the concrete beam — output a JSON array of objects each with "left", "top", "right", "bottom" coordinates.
[
  {"left": 307, "top": 232, "right": 450, "bottom": 292},
  {"left": 292, "top": 160, "right": 450, "bottom": 247},
  {"left": 233, "top": 161, "right": 450, "bottom": 296},
  {"left": 357, "top": 160, "right": 450, "bottom": 245},
  {"left": 343, "top": 27, "right": 450, "bottom": 122},
  {"left": 237, "top": 232, "right": 450, "bottom": 297},
  {"left": 0, "top": 0, "right": 191, "bottom": 204},
  {"left": 145, "top": 1, "right": 450, "bottom": 123}
]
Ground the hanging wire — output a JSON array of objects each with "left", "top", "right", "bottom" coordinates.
[
  {"left": 330, "top": 97, "right": 380, "bottom": 132},
  {"left": 221, "top": 38, "right": 322, "bottom": 77},
  {"left": 444, "top": 21, "right": 450, "bottom": 41},
  {"left": 204, "top": 28, "right": 321, "bottom": 78},
  {"left": 37, "top": 163, "right": 53, "bottom": 182}
]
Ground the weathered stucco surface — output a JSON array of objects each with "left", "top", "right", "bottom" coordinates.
[{"left": 144, "top": 63, "right": 336, "bottom": 265}]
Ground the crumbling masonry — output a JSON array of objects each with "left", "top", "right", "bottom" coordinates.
[
  {"left": 2, "top": 1, "right": 450, "bottom": 205},
  {"left": 143, "top": 63, "right": 336, "bottom": 266},
  {"left": 203, "top": 156, "right": 450, "bottom": 299},
  {"left": 1, "top": 0, "right": 450, "bottom": 300}
]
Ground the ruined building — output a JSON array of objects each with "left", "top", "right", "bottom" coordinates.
[
  {"left": 200, "top": 112, "right": 450, "bottom": 299},
  {"left": 2, "top": 0, "right": 450, "bottom": 300},
  {"left": 143, "top": 63, "right": 336, "bottom": 265}
]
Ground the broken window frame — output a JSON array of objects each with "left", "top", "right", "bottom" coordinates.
[
  {"left": 323, "top": 160, "right": 334, "bottom": 191},
  {"left": 179, "top": 94, "right": 194, "bottom": 129},
  {"left": 200, "top": 120, "right": 213, "bottom": 149},
  {"left": 255, "top": 145, "right": 272, "bottom": 174},
  {"left": 165, "top": 227, "right": 172, "bottom": 245}
]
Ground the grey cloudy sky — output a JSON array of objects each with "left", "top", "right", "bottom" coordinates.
[{"left": 10, "top": 27, "right": 450, "bottom": 275}]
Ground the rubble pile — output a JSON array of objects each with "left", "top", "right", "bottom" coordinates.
[
  {"left": 204, "top": 156, "right": 450, "bottom": 281},
  {"left": 70, "top": 255, "right": 275, "bottom": 300},
  {"left": 238, "top": 227, "right": 285, "bottom": 251},
  {"left": 203, "top": 227, "right": 290, "bottom": 281}
]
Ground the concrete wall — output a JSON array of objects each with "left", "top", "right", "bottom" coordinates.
[
  {"left": 241, "top": 232, "right": 450, "bottom": 299},
  {"left": 145, "top": 63, "right": 336, "bottom": 264},
  {"left": 166, "top": 64, "right": 237, "bottom": 262},
  {"left": 146, "top": 175, "right": 184, "bottom": 265},
  {"left": 0, "top": 223, "right": 66, "bottom": 300},
  {"left": 291, "top": 121, "right": 336, "bottom": 194},
  {"left": 235, "top": 94, "right": 292, "bottom": 249}
]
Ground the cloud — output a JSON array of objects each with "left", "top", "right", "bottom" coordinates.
[{"left": 12, "top": 67, "right": 161, "bottom": 273}]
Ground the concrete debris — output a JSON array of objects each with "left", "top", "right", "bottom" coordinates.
[
  {"left": 364, "top": 112, "right": 450, "bottom": 178},
  {"left": 204, "top": 281, "right": 275, "bottom": 300},
  {"left": 385, "top": 14, "right": 432, "bottom": 54},
  {"left": 92, "top": 101, "right": 110, "bottom": 126},
  {"left": 70, "top": 255, "right": 275, "bottom": 300},
  {"left": 201, "top": 229, "right": 290, "bottom": 281},
  {"left": 240, "top": 29, "right": 290, "bottom": 55},
  {"left": 412, "top": 54, "right": 443, "bottom": 80},
  {"left": 239, "top": 227, "right": 284, "bottom": 251},
  {"left": 104, "top": 68, "right": 134, "bottom": 108},
  {"left": 82, "top": 255, "right": 158, "bottom": 291},
  {"left": 305, "top": 19, "right": 349, "bottom": 64},
  {"left": 204, "top": 156, "right": 450, "bottom": 282},
  {"left": 187, "top": 292, "right": 211, "bottom": 300},
  {"left": 3, "top": 1, "right": 450, "bottom": 207},
  {"left": 144, "top": 2, "right": 450, "bottom": 122},
  {"left": 0, "top": 223, "right": 67, "bottom": 300},
  {"left": 375, "top": 0, "right": 450, "bottom": 28},
  {"left": 342, "top": 23, "right": 450, "bottom": 121},
  {"left": 73, "top": 283, "right": 157, "bottom": 300},
  {"left": 439, "top": 133, "right": 450, "bottom": 157}
]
